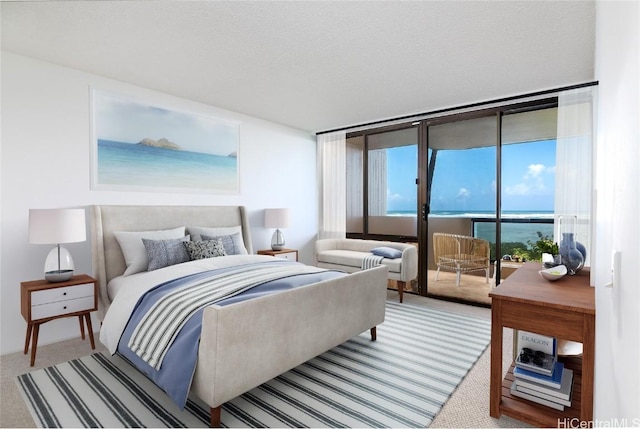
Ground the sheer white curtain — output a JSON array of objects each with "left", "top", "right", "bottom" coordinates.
[
  {"left": 317, "top": 131, "right": 346, "bottom": 239},
  {"left": 554, "top": 87, "right": 596, "bottom": 267}
]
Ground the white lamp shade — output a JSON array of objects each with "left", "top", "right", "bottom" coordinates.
[
  {"left": 29, "top": 208, "right": 86, "bottom": 244},
  {"left": 264, "top": 208, "right": 290, "bottom": 229}
]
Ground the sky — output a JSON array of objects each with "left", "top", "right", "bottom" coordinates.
[
  {"left": 386, "top": 139, "right": 556, "bottom": 213},
  {"left": 93, "top": 89, "right": 239, "bottom": 156}
]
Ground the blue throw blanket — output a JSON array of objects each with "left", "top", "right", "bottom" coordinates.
[{"left": 117, "top": 260, "right": 345, "bottom": 408}]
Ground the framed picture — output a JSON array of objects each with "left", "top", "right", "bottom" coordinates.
[{"left": 90, "top": 88, "right": 240, "bottom": 194}]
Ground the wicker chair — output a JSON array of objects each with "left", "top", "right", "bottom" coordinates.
[{"left": 433, "top": 233, "right": 490, "bottom": 287}]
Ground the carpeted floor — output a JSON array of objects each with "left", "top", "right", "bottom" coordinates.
[{"left": 1, "top": 291, "right": 530, "bottom": 428}]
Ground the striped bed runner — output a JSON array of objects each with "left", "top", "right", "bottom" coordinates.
[{"left": 16, "top": 301, "right": 491, "bottom": 428}]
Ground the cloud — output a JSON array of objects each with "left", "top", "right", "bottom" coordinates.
[
  {"left": 525, "top": 164, "right": 546, "bottom": 179},
  {"left": 506, "top": 164, "right": 550, "bottom": 196},
  {"left": 456, "top": 188, "right": 471, "bottom": 199},
  {"left": 388, "top": 191, "right": 403, "bottom": 200},
  {"left": 506, "top": 183, "right": 532, "bottom": 196}
]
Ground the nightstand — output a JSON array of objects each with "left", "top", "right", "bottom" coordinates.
[
  {"left": 257, "top": 248, "right": 298, "bottom": 262},
  {"left": 20, "top": 274, "right": 98, "bottom": 366}
]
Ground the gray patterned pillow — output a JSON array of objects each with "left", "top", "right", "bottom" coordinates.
[
  {"left": 142, "top": 236, "right": 191, "bottom": 271},
  {"left": 184, "top": 238, "right": 227, "bottom": 260},
  {"left": 201, "top": 233, "right": 245, "bottom": 255},
  {"left": 187, "top": 225, "right": 248, "bottom": 255}
]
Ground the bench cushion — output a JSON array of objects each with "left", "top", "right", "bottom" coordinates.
[{"left": 316, "top": 250, "right": 402, "bottom": 274}]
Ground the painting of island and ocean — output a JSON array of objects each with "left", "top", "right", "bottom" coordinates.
[{"left": 92, "top": 89, "right": 239, "bottom": 193}]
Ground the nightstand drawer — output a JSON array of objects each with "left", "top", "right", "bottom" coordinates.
[
  {"left": 274, "top": 252, "right": 297, "bottom": 261},
  {"left": 31, "top": 283, "right": 94, "bottom": 306},
  {"left": 31, "top": 296, "right": 95, "bottom": 320}
]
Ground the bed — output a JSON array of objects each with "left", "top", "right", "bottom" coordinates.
[{"left": 90, "top": 205, "right": 388, "bottom": 427}]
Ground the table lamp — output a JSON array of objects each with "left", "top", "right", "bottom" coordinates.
[
  {"left": 29, "top": 208, "right": 86, "bottom": 282},
  {"left": 264, "top": 208, "right": 290, "bottom": 250}
]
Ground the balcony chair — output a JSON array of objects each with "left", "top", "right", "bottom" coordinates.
[{"left": 433, "top": 232, "right": 490, "bottom": 287}]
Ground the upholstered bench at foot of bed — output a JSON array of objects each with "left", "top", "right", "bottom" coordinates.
[
  {"left": 195, "top": 265, "right": 388, "bottom": 428},
  {"left": 314, "top": 238, "right": 418, "bottom": 303},
  {"left": 208, "top": 326, "right": 379, "bottom": 427}
]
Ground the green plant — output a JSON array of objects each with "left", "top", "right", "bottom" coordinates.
[
  {"left": 537, "top": 239, "right": 559, "bottom": 255},
  {"left": 527, "top": 232, "right": 559, "bottom": 261}
]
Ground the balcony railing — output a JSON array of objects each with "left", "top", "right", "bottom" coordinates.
[
  {"left": 472, "top": 216, "right": 554, "bottom": 261},
  {"left": 426, "top": 214, "right": 554, "bottom": 270}
]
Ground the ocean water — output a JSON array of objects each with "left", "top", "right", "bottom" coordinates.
[
  {"left": 474, "top": 222, "right": 554, "bottom": 245},
  {"left": 388, "top": 209, "right": 554, "bottom": 245},
  {"left": 97, "top": 140, "right": 237, "bottom": 191}
]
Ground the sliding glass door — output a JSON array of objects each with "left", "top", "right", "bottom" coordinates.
[
  {"left": 495, "top": 107, "right": 558, "bottom": 282},
  {"left": 345, "top": 88, "right": 594, "bottom": 306},
  {"left": 421, "top": 114, "right": 497, "bottom": 305},
  {"left": 346, "top": 126, "right": 418, "bottom": 294}
]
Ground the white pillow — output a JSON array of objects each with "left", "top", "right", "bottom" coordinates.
[
  {"left": 114, "top": 226, "right": 186, "bottom": 276},
  {"left": 187, "top": 225, "right": 248, "bottom": 255}
]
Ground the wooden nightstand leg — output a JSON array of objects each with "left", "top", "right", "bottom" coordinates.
[
  {"left": 84, "top": 313, "right": 96, "bottom": 349},
  {"left": 30, "top": 323, "right": 40, "bottom": 367},
  {"left": 79, "top": 315, "right": 86, "bottom": 340},
  {"left": 24, "top": 324, "right": 33, "bottom": 355}
]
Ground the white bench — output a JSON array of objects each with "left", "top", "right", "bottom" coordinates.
[{"left": 315, "top": 238, "right": 418, "bottom": 303}]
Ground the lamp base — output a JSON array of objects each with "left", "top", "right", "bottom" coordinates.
[
  {"left": 44, "top": 245, "right": 75, "bottom": 282},
  {"left": 271, "top": 229, "right": 285, "bottom": 251},
  {"left": 45, "top": 269, "right": 74, "bottom": 283}
]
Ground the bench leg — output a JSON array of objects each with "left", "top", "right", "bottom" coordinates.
[
  {"left": 397, "top": 281, "right": 405, "bottom": 303},
  {"left": 210, "top": 406, "right": 221, "bottom": 427},
  {"left": 370, "top": 327, "right": 377, "bottom": 341}
]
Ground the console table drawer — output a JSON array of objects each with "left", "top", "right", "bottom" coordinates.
[
  {"left": 31, "top": 296, "right": 95, "bottom": 320},
  {"left": 500, "top": 300, "right": 585, "bottom": 342},
  {"left": 31, "top": 283, "right": 94, "bottom": 306}
]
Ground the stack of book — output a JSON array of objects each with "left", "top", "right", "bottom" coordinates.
[
  {"left": 511, "top": 361, "right": 574, "bottom": 411},
  {"left": 510, "top": 331, "right": 574, "bottom": 411}
]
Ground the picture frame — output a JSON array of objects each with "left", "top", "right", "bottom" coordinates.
[{"left": 90, "top": 88, "right": 240, "bottom": 194}]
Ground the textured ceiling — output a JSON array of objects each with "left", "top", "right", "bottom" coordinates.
[{"left": 1, "top": 1, "right": 595, "bottom": 133}]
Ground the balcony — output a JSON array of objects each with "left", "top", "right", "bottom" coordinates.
[{"left": 426, "top": 213, "right": 554, "bottom": 306}]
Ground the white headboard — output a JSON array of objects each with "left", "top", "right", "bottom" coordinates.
[{"left": 90, "top": 205, "right": 253, "bottom": 318}]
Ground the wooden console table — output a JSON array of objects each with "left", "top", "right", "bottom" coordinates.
[{"left": 489, "top": 262, "right": 594, "bottom": 427}]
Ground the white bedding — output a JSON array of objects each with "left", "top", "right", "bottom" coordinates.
[{"left": 100, "top": 254, "right": 275, "bottom": 354}]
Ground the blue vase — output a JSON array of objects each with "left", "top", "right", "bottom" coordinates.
[
  {"left": 560, "top": 233, "right": 584, "bottom": 275},
  {"left": 576, "top": 241, "right": 587, "bottom": 262}
]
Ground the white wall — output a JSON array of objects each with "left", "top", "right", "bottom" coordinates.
[
  {"left": 593, "top": 1, "right": 640, "bottom": 423},
  {"left": 0, "top": 52, "right": 318, "bottom": 355}
]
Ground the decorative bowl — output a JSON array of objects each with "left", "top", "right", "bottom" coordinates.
[{"left": 539, "top": 265, "right": 567, "bottom": 281}]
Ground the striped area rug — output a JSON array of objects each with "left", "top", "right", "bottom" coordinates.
[{"left": 16, "top": 301, "right": 491, "bottom": 428}]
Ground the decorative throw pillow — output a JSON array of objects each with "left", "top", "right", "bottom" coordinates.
[
  {"left": 142, "top": 236, "right": 191, "bottom": 271},
  {"left": 187, "top": 225, "right": 248, "bottom": 254},
  {"left": 184, "top": 238, "right": 227, "bottom": 260},
  {"left": 114, "top": 226, "right": 186, "bottom": 276},
  {"left": 201, "top": 232, "right": 245, "bottom": 255},
  {"left": 371, "top": 246, "right": 403, "bottom": 259}
]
